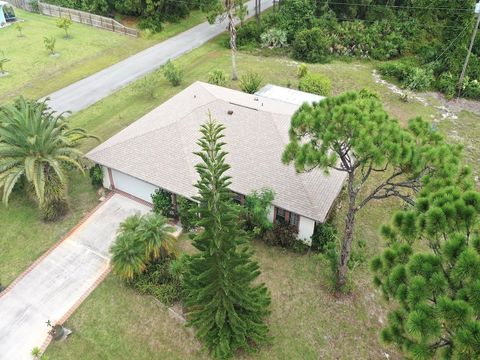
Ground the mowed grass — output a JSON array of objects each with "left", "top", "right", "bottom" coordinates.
[
  {"left": 0, "top": 9, "right": 206, "bottom": 102},
  {"left": 43, "top": 36, "right": 452, "bottom": 359},
  {"left": 0, "top": 175, "right": 98, "bottom": 285}
]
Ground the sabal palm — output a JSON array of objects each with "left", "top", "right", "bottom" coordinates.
[
  {"left": 111, "top": 212, "right": 176, "bottom": 279},
  {"left": 0, "top": 97, "right": 97, "bottom": 205}
]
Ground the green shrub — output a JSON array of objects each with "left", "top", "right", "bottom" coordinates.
[
  {"left": 235, "top": 21, "right": 263, "bottom": 49},
  {"left": 260, "top": 28, "right": 287, "bottom": 49},
  {"left": 177, "top": 196, "right": 197, "bottom": 232},
  {"left": 437, "top": 72, "right": 457, "bottom": 98},
  {"left": 298, "top": 73, "right": 332, "bottom": 96},
  {"left": 138, "top": 15, "right": 164, "bottom": 33},
  {"left": 163, "top": 60, "right": 183, "bottom": 86},
  {"left": 89, "top": 164, "right": 103, "bottom": 188},
  {"left": 240, "top": 72, "right": 263, "bottom": 94},
  {"left": 378, "top": 61, "right": 433, "bottom": 91},
  {"left": 151, "top": 188, "right": 175, "bottom": 218},
  {"left": 130, "top": 257, "right": 182, "bottom": 306},
  {"left": 43, "top": 36, "right": 56, "bottom": 55},
  {"left": 275, "top": 0, "right": 316, "bottom": 42},
  {"left": 292, "top": 27, "right": 331, "bottom": 63},
  {"left": 207, "top": 69, "right": 227, "bottom": 86},
  {"left": 297, "top": 63, "right": 308, "bottom": 78},
  {"left": 242, "top": 188, "right": 275, "bottom": 235},
  {"left": 404, "top": 67, "right": 433, "bottom": 91},
  {"left": 263, "top": 223, "right": 298, "bottom": 249},
  {"left": 311, "top": 222, "right": 337, "bottom": 253},
  {"left": 461, "top": 76, "right": 480, "bottom": 99}
]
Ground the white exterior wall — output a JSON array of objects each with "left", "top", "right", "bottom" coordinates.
[
  {"left": 111, "top": 169, "right": 158, "bottom": 203},
  {"left": 298, "top": 216, "right": 316, "bottom": 245},
  {"left": 267, "top": 205, "right": 275, "bottom": 223},
  {"left": 102, "top": 166, "right": 111, "bottom": 189}
]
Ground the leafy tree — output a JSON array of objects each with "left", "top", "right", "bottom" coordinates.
[
  {"left": 371, "top": 182, "right": 480, "bottom": 359},
  {"left": 56, "top": 17, "right": 73, "bottom": 38},
  {"left": 0, "top": 98, "right": 97, "bottom": 220},
  {"left": 199, "top": 0, "right": 245, "bottom": 80},
  {"left": 163, "top": 60, "right": 183, "bottom": 86},
  {"left": 43, "top": 36, "right": 56, "bottom": 55},
  {"left": 111, "top": 212, "right": 176, "bottom": 279},
  {"left": 243, "top": 188, "right": 275, "bottom": 235},
  {"left": 183, "top": 117, "right": 271, "bottom": 359},
  {"left": 283, "top": 90, "right": 462, "bottom": 290}
]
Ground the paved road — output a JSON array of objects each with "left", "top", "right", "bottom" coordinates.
[
  {"left": 0, "top": 194, "right": 151, "bottom": 360},
  {"left": 45, "top": 0, "right": 274, "bottom": 114}
]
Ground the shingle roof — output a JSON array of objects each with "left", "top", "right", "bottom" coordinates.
[{"left": 86, "top": 82, "right": 346, "bottom": 222}]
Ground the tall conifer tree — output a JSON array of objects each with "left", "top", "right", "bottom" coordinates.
[{"left": 183, "top": 117, "right": 271, "bottom": 359}]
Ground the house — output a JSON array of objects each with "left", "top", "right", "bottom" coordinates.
[
  {"left": 0, "top": 2, "right": 15, "bottom": 27},
  {"left": 86, "top": 82, "right": 346, "bottom": 244}
]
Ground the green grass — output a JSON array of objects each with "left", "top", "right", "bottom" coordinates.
[
  {"left": 0, "top": 175, "right": 98, "bottom": 285},
  {"left": 4, "top": 35, "right": 465, "bottom": 359},
  {"left": 0, "top": 9, "right": 206, "bottom": 103}
]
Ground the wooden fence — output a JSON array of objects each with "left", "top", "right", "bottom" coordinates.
[{"left": 8, "top": 0, "right": 139, "bottom": 37}]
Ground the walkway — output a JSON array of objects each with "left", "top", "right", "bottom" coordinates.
[
  {"left": 45, "top": 0, "right": 274, "bottom": 114},
  {"left": 0, "top": 193, "right": 151, "bottom": 360}
]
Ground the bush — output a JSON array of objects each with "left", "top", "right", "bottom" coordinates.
[
  {"left": 263, "top": 223, "right": 298, "bottom": 249},
  {"left": 298, "top": 73, "right": 332, "bottom": 96},
  {"left": 461, "top": 76, "right": 480, "bottom": 99},
  {"left": 437, "top": 72, "right": 457, "bottom": 98},
  {"left": 177, "top": 197, "right": 197, "bottom": 232},
  {"left": 377, "top": 61, "right": 434, "bottom": 91},
  {"left": 151, "top": 188, "right": 175, "bottom": 218},
  {"left": 163, "top": 60, "right": 183, "bottom": 86},
  {"left": 297, "top": 63, "right": 308, "bottom": 78},
  {"left": 240, "top": 72, "right": 263, "bottom": 94},
  {"left": 242, "top": 188, "right": 275, "bottom": 235},
  {"left": 89, "top": 164, "right": 103, "bottom": 187},
  {"left": 235, "top": 21, "right": 263, "bottom": 49},
  {"left": 311, "top": 222, "right": 337, "bottom": 253},
  {"left": 260, "top": 28, "right": 287, "bottom": 49},
  {"left": 130, "top": 257, "right": 182, "bottom": 306},
  {"left": 275, "top": 0, "right": 316, "bottom": 42},
  {"left": 292, "top": 27, "right": 331, "bottom": 63},
  {"left": 208, "top": 69, "right": 227, "bottom": 86}
]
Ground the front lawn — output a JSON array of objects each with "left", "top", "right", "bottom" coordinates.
[
  {"left": 3, "top": 35, "right": 477, "bottom": 358},
  {"left": 0, "top": 9, "right": 206, "bottom": 103}
]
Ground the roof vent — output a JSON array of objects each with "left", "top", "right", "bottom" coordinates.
[
  {"left": 254, "top": 97, "right": 259, "bottom": 101},
  {"left": 227, "top": 110, "right": 234, "bottom": 115}
]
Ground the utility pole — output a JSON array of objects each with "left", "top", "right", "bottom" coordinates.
[{"left": 457, "top": 1, "right": 480, "bottom": 98}]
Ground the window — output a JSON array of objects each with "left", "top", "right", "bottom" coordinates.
[
  {"left": 275, "top": 207, "right": 287, "bottom": 224},
  {"left": 289, "top": 212, "right": 299, "bottom": 227}
]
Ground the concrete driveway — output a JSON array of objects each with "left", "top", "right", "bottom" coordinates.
[
  {"left": 45, "top": 0, "right": 274, "bottom": 114},
  {"left": 0, "top": 193, "right": 151, "bottom": 360}
]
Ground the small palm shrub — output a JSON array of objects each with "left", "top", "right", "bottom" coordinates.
[
  {"left": 239, "top": 72, "right": 263, "bottom": 94},
  {"left": 260, "top": 28, "right": 287, "bottom": 49},
  {"left": 298, "top": 73, "right": 332, "bottom": 96},
  {"left": 208, "top": 69, "right": 227, "bottom": 86},
  {"left": 163, "top": 60, "right": 183, "bottom": 86},
  {"left": 111, "top": 213, "right": 176, "bottom": 279}
]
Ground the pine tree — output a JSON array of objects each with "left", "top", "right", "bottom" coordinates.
[
  {"left": 183, "top": 117, "right": 271, "bottom": 359},
  {"left": 283, "top": 90, "right": 463, "bottom": 290},
  {"left": 371, "top": 181, "right": 480, "bottom": 359}
]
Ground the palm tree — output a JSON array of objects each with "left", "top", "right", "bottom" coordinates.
[
  {"left": 0, "top": 97, "right": 97, "bottom": 220},
  {"left": 138, "top": 213, "right": 176, "bottom": 259},
  {"left": 110, "top": 212, "right": 176, "bottom": 280}
]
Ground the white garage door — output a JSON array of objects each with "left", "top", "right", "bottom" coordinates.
[{"left": 111, "top": 169, "right": 158, "bottom": 203}]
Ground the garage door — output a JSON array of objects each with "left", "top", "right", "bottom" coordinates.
[{"left": 111, "top": 169, "right": 158, "bottom": 203}]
